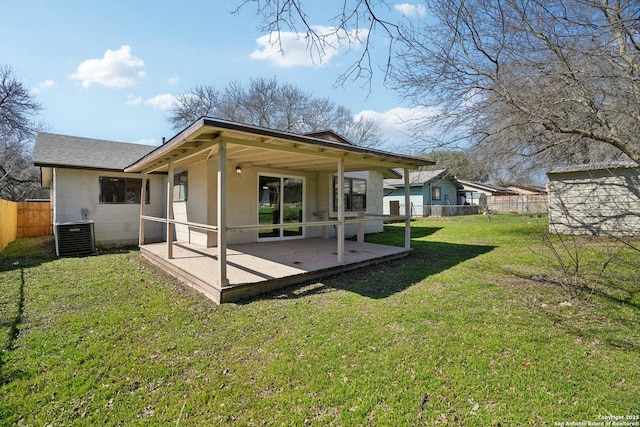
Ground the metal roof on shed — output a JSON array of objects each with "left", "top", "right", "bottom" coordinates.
[{"left": 548, "top": 161, "right": 638, "bottom": 175}]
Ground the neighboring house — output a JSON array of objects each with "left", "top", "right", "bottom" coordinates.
[
  {"left": 506, "top": 184, "right": 547, "bottom": 196},
  {"left": 32, "top": 133, "right": 165, "bottom": 247},
  {"left": 383, "top": 169, "right": 464, "bottom": 216},
  {"left": 457, "top": 179, "right": 514, "bottom": 206},
  {"left": 547, "top": 162, "right": 640, "bottom": 236},
  {"left": 458, "top": 179, "right": 548, "bottom": 213},
  {"left": 33, "top": 118, "right": 434, "bottom": 302}
]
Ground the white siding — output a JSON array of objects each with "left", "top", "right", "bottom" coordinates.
[
  {"left": 383, "top": 194, "right": 424, "bottom": 216},
  {"left": 179, "top": 160, "right": 212, "bottom": 246},
  {"left": 53, "top": 168, "right": 164, "bottom": 246},
  {"left": 548, "top": 167, "right": 640, "bottom": 236},
  {"left": 165, "top": 161, "right": 386, "bottom": 246}
]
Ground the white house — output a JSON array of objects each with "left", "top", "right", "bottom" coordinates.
[
  {"left": 34, "top": 118, "right": 434, "bottom": 302},
  {"left": 457, "top": 179, "right": 513, "bottom": 206}
]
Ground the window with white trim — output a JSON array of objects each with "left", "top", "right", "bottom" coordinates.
[{"left": 432, "top": 186, "right": 441, "bottom": 201}]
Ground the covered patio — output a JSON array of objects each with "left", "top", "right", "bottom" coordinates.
[
  {"left": 125, "top": 118, "right": 433, "bottom": 303},
  {"left": 141, "top": 238, "right": 409, "bottom": 303}
]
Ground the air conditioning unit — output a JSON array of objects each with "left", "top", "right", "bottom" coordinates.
[{"left": 55, "top": 221, "right": 95, "bottom": 256}]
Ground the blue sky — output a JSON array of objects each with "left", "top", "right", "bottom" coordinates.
[{"left": 1, "top": 1, "right": 429, "bottom": 149}]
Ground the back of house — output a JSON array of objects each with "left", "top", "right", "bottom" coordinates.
[{"left": 32, "top": 132, "right": 165, "bottom": 247}]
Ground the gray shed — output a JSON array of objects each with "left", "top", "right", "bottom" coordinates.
[{"left": 547, "top": 162, "right": 640, "bottom": 236}]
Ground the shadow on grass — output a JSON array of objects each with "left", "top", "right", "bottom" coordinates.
[
  {"left": 0, "top": 235, "right": 57, "bottom": 273},
  {"left": 0, "top": 237, "right": 58, "bottom": 390},
  {"left": 506, "top": 266, "right": 640, "bottom": 353},
  {"left": 0, "top": 269, "right": 26, "bottom": 387},
  {"left": 249, "top": 226, "right": 496, "bottom": 302}
]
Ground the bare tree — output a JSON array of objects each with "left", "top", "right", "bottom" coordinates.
[
  {"left": 0, "top": 65, "right": 44, "bottom": 201},
  {"left": 395, "top": 0, "right": 640, "bottom": 167},
  {"left": 235, "top": 0, "right": 640, "bottom": 168},
  {"left": 233, "top": 0, "right": 400, "bottom": 89},
  {"left": 426, "top": 149, "right": 492, "bottom": 182},
  {"left": 168, "top": 85, "right": 223, "bottom": 131},
  {"left": 168, "top": 77, "right": 385, "bottom": 147}
]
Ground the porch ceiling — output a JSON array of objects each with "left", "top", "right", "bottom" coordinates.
[{"left": 125, "top": 117, "right": 434, "bottom": 175}]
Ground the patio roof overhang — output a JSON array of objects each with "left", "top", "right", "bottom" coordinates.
[{"left": 124, "top": 117, "right": 434, "bottom": 174}]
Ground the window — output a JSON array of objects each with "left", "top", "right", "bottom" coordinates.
[
  {"left": 333, "top": 176, "right": 367, "bottom": 212},
  {"left": 432, "top": 186, "right": 441, "bottom": 201},
  {"left": 173, "top": 171, "right": 187, "bottom": 201},
  {"left": 100, "top": 177, "right": 149, "bottom": 204}
]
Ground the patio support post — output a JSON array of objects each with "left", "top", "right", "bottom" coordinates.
[
  {"left": 337, "top": 157, "right": 345, "bottom": 264},
  {"left": 139, "top": 173, "right": 147, "bottom": 246},
  {"left": 357, "top": 211, "right": 364, "bottom": 243},
  {"left": 167, "top": 163, "right": 174, "bottom": 259},
  {"left": 404, "top": 168, "right": 411, "bottom": 250},
  {"left": 217, "top": 141, "right": 228, "bottom": 286}
]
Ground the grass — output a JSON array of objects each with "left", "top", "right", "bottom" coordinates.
[{"left": 0, "top": 214, "right": 638, "bottom": 425}]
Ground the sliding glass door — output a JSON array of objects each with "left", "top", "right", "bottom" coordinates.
[{"left": 258, "top": 174, "right": 304, "bottom": 240}]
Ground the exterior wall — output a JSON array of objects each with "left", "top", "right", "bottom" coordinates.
[
  {"left": 383, "top": 177, "right": 461, "bottom": 216},
  {"left": 383, "top": 186, "right": 424, "bottom": 216},
  {"left": 425, "top": 178, "right": 459, "bottom": 206},
  {"left": 169, "top": 160, "right": 386, "bottom": 246},
  {"left": 176, "top": 161, "right": 321, "bottom": 245},
  {"left": 316, "top": 170, "right": 384, "bottom": 237},
  {"left": 548, "top": 167, "right": 640, "bottom": 236},
  {"left": 361, "top": 170, "right": 384, "bottom": 234},
  {"left": 53, "top": 168, "right": 164, "bottom": 246},
  {"left": 227, "top": 165, "right": 321, "bottom": 244},
  {"left": 175, "top": 160, "right": 215, "bottom": 246},
  {"left": 226, "top": 164, "right": 261, "bottom": 245}
]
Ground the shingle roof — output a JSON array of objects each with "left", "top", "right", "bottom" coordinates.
[
  {"left": 457, "top": 179, "right": 514, "bottom": 195},
  {"left": 384, "top": 169, "right": 462, "bottom": 188},
  {"left": 548, "top": 161, "right": 638, "bottom": 174},
  {"left": 33, "top": 132, "right": 156, "bottom": 171},
  {"left": 384, "top": 169, "right": 448, "bottom": 186}
]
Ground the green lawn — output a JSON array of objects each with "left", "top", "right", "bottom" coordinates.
[{"left": 1, "top": 215, "right": 638, "bottom": 425}]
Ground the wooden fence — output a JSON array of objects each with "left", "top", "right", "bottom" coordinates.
[
  {"left": 0, "top": 199, "right": 52, "bottom": 252},
  {"left": 486, "top": 194, "right": 548, "bottom": 213},
  {"left": 0, "top": 198, "right": 18, "bottom": 252}
]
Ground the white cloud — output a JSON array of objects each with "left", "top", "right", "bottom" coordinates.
[
  {"left": 39, "top": 80, "right": 56, "bottom": 89},
  {"left": 70, "top": 45, "right": 146, "bottom": 88},
  {"left": 355, "top": 106, "right": 440, "bottom": 143},
  {"left": 32, "top": 80, "right": 56, "bottom": 93},
  {"left": 250, "top": 26, "right": 368, "bottom": 68},
  {"left": 394, "top": 3, "right": 427, "bottom": 18},
  {"left": 126, "top": 94, "right": 143, "bottom": 106},
  {"left": 144, "top": 93, "right": 176, "bottom": 110},
  {"left": 168, "top": 74, "right": 180, "bottom": 85}
]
